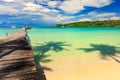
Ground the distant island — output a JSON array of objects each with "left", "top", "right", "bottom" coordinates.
[{"left": 56, "top": 20, "right": 120, "bottom": 27}]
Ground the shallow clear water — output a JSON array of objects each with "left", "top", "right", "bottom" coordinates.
[
  {"left": 27, "top": 27, "right": 120, "bottom": 64},
  {"left": 1, "top": 27, "right": 120, "bottom": 79},
  {"left": 27, "top": 27, "right": 120, "bottom": 46},
  {"left": 0, "top": 26, "right": 20, "bottom": 38},
  {"left": 1, "top": 27, "right": 120, "bottom": 80},
  {"left": 1, "top": 27, "right": 120, "bottom": 53}
]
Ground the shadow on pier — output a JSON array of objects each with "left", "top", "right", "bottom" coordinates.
[
  {"left": 0, "top": 28, "right": 46, "bottom": 80},
  {"left": 0, "top": 38, "right": 40, "bottom": 80},
  {"left": 0, "top": 38, "right": 30, "bottom": 58},
  {"left": 77, "top": 44, "right": 120, "bottom": 63}
]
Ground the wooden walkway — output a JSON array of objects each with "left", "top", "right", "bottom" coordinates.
[{"left": 0, "top": 28, "right": 46, "bottom": 80}]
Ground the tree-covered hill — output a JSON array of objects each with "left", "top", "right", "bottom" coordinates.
[{"left": 56, "top": 20, "right": 120, "bottom": 27}]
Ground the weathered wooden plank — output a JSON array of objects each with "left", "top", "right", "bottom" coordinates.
[{"left": 0, "top": 28, "right": 46, "bottom": 80}]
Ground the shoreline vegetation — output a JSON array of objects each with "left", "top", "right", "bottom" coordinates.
[{"left": 55, "top": 20, "right": 120, "bottom": 27}]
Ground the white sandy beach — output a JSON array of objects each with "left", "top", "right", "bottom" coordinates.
[{"left": 41, "top": 51, "right": 120, "bottom": 80}]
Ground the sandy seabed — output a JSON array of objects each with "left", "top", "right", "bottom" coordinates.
[{"left": 42, "top": 51, "right": 120, "bottom": 80}]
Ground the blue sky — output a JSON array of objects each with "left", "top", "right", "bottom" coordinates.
[{"left": 0, "top": 0, "right": 120, "bottom": 26}]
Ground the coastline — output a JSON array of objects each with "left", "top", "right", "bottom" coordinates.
[
  {"left": 42, "top": 51, "right": 120, "bottom": 80},
  {"left": 45, "top": 61, "right": 120, "bottom": 80},
  {"left": 56, "top": 20, "right": 120, "bottom": 27},
  {"left": 27, "top": 27, "right": 120, "bottom": 80},
  {"left": 1, "top": 27, "right": 120, "bottom": 80}
]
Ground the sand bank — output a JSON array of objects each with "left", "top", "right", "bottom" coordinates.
[{"left": 42, "top": 51, "right": 120, "bottom": 80}]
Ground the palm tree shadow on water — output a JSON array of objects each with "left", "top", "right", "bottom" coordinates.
[
  {"left": 33, "top": 41, "right": 71, "bottom": 79},
  {"left": 78, "top": 44, "right": 120, "bottom": 63}
]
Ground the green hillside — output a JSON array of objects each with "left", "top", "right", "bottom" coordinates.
[{"left": 56, "top": 20, "right": 120, "bottom": 27}]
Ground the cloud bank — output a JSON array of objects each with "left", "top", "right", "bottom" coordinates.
[{"left": 0, "top": 0, "right": 119, "bottom": 26}]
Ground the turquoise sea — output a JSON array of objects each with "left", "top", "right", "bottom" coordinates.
[
  {"left": 0, "top": 26, "right": 20, "bottom": 38},
  {"left": 26, "top": 27, "right": 120, "bottom": 64},
  {"left": 27, "top": 27, "right": 120, "bottom": 46},
  {"left": 27, "top": 27, "right": 120, "bottom": 80},
  {"left": 1, "top": 27, "right": 120, "bottom": 55},
  {"left": 1, "top": 27, "right": 120, "bottom": 80}
]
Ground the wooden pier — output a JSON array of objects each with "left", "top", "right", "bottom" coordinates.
[{"left": 0, "top": 28, "right": 46, "bottom": 80}]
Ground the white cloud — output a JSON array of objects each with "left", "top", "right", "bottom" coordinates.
[
  {"left": 47, "top": 1, "right": 59, "bottom": 8},
  {"left": 35, "top": 0, "right": 113, "bottom": 14},
  {"left": 110, "top": 16, "right": 120, "bottom": 20},
  {"left": 96, "top": 13, "right": 116, "bottom": 18},
  {"left": 23, "top": 2, "right": 41, "bottom": 11},
  {"left": 83, "top": 0, "right": 113, "bottom": 8},
  {"left": 59, "top": 0, "right": 113, "bottom": 14},
  {"left": 22, "top": 1, "right": 59, "bottom": 14},
  {"left": 88, "top": 11, "right": 116, "bottom": 18},
  {"left": 0, "top": 5, "right": 19, "bottom": 14},
  {"left": 40, "top": 8, "right": 59, "bottom": 13},
  {"left": 42, "top": 14, "right": 74, "bottom": 23},
  {"left": 3, "top": 0, "right": 14, "bottom": 2},
  {"left": 80, "top": 11, "right": 120, "bottom": 21},
  {"left": 59, "top": 0, "right": 84, "bottom": 13},
  {"left": 79, "top": 18, "right": 92, "bottom": 22},
  {"left": 0, "top": 0, "right": 117, "bottom": 25}
]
